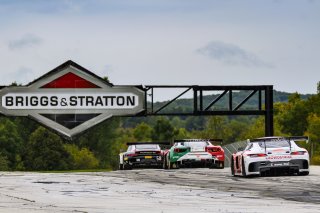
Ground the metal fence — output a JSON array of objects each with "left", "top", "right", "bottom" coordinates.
[{"left": 223, "top": 140, "right": 248, "bottom": 167}]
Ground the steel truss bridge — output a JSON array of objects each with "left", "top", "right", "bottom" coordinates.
[{"left": 140, "top": 85, "right": 273, "bottom": 137}]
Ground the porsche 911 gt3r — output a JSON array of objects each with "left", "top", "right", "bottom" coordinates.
[
  {"left": 119, "top": 142, "right": 169, "bottom": 170},
  {"left": 163, "top": 139, "right": 225, "bottom": 169},
  {"left": 231, "top": 136, "right": 309, "bottom": 177}
]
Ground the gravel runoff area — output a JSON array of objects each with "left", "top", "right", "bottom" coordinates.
[{"left": 0, "top": 166, "right": 320, "bottom": 213}]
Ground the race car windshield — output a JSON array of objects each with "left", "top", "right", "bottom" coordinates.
[
  {"left": 182, "top": 141, "right": 208, "bottom": 147},
  {"left": 135, "top": 144, "right": 159, "bottom": 150},
  {"left": 257, "top": 140, "right": 290, "bottom": 148}
]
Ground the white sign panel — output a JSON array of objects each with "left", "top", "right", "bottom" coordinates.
[
  {"left": 2, "top": 93, "right": 139, "bottom": 109},
  {"left": 0, "top": 61, "right": 145, "bottom": 138}
]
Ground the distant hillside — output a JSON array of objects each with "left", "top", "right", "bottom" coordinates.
[
  {"left": 273, "top": 90, "right": 312, "bottom": 102},
  {"left": 148, "top": 90, "right": 313, "bottom": 114}
]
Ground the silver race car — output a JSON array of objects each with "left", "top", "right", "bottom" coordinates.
[{"left": 231, "top": 136, "right": 310, "bottom": 177}]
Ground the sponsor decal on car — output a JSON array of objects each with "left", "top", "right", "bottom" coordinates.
[{"left": 266, "top": 155, "right": 292, "bottom": 160}]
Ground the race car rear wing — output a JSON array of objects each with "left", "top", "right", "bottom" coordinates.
[
  {"left": 126, "top": 142, "right": 171, "bottom": 149},
  {"left": 174, "top": 139, "right": 223, "bottom": 145},
  {"left": 126, "top": 142, "right": 170, "bottom": 146},
  {"left": 250, "top": 136, "right": 309, "bottom": 152},
  {"left": 287, "top": 136, "right": 309, "bottom": 143},
  {"left": 251, "top": 136, "right": 309, "bottom": 143}
]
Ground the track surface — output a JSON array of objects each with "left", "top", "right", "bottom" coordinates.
[{"left": 0, "top": 166, "right": 320, "bottom": 212}]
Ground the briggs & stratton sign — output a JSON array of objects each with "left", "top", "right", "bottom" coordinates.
[{"left": 0, "top": 60, "right": 145, "bottom": 138}]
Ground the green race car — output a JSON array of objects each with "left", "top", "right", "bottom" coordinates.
[{"left": 163, "top": 139, "right": 224, "bottom": 169}]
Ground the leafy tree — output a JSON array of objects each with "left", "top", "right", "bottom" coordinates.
[
  {"left": 64, "top": 144, "right": 99, "bottom": 169},
  {"left": 24, "top": 127, "right": 71, "bottom": 171},
  {"left": 278, "top": 93, "right": 309, "bottom": 135},
  {"left": 133, "top": 122, "right": 152, "bottom": 141},
  {"left": 195, "top": 117, "right": 231, "bottom": 143},
  {"left": 226, "top": 119, "right": 250, "bottom": 142},
  {"left": 75, "top": 118, "right": 121, "bottom": 169},
  {"left": 151, "top": 117, "right": 177, "bottom": 142},
  {"left": 305, "top": 113, "right": 320, "bottom": 164},
  {"left": 0, "top": 153, "right": 9, "bottom": 171},
  {"left": 0, "top": 118, "right": 23, "bottom": 170},
  {"left": 185, "top": 117, "right": 207, "bottom": 131},
  {"left": 13, "top": 117, "right": 39, "bottom": 143},
  {"left": 174, "top": 128, "right": 190, "bottom": 140},
  {"left": 241, "top": 117, "right": 284, "bottom": 140},
  {"left": 305, "top": 93, "right": 320, "bottom": 115}
]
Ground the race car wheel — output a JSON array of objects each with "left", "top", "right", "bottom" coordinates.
[
  {"left": 123, "top": 164, "right": 132, "bottom": 170},
  {"left": 172, "top": 162, "right": 179, "bottom": 169},
  {"left": 163, "top": 155, "right": 168, "bottom": 169},
  {"left": 218, "top": 161, "right": 224, "bottom": 169},
  {"left": 231, "top": 156, "right": 235, "bottom": 176},
  {"left": 119, "top": 164, "right": 124, "bottom": 170},
  {"left": 167, "top": 155, "right": 172, "bottom": 169},
  {"left": 241, "top": 158, "right": 247, "bottom": 177},
  {"left": 299, "top": 171, "right": 309, "bottom": 176}
]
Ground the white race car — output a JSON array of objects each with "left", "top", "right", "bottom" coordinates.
[{"left": 231, "top": 136, "right": 310, "bottom": 177}]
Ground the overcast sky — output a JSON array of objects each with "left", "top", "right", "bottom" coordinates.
[{"left": 0, "top": 0, "right": 319, "bottom": 95}]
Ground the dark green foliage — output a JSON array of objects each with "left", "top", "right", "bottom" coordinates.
[
  {"left": 278, "top": 94, "right": 309, "bottom": 135},
  {"left": 24, "top": 127, "right": 71, "bottom": 171},
  {"left": 185, "top": 117, "right": 207, "bottom": 131},
  {"left": 0, "top": 153, "right": 9, "bottom": 171},
  {"left": 0, "top": 118, "right": 22, "bottom": 170},
  {"left": 64, "top": 144, "right": 99, "bottom": 169},
  {"left": 151, "top": 117, "right": 177, "bottom": 142},
  {"left": 74, "top": 117, "right": 121, "bottom": 169},
  {"left": 133, "top": 122, "right": 152, "bottom": 141}
]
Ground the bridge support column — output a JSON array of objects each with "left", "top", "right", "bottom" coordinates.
[{"left": 265, "top": 86, "right": 274, "bottom": 136}]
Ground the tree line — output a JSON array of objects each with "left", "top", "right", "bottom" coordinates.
[{"left": 0, "top": 90, "right": 320, "bottom": 171}]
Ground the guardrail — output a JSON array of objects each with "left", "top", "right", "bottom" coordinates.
[{"left": 223, "top": 140, "right": 247, "bottom": 167}]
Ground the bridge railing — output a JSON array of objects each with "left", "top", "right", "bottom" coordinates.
[{"left": 223, "top": 140, "right": 248, "bottom": 167}]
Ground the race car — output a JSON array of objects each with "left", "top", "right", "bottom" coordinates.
[
  {"left": 119, "top": 142, "right": 169, "bottom": 170},
  {"left": 163, "top": 139, "right": 225, "bottom": 169},
  {"left": 231, "top": 136, "right": 310, "bottom": 177}
]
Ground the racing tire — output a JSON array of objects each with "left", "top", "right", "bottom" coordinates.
[
  {"left": 163, "top": 154, "right": 168, "bottom": 169},
  {"left": 123, "top": 164, "right": 133, "bottom": 170},
  {"left": 119, "top": 164, "right": 124, "bottom": 170},
  {"left": 241, "top": 158, "right": 247, "bottom": 177},
  {"left": 172, "top": 162, "right": 179, "bottom": 169},
  {"left": 167, "top": 154, "right": 172, "bottom": 169},
  {"left": 167, "top": 155, "right": 178, "bottom": 169},
  {"left": 231, "top": 156, "right": 235, "bottom": 176},
  {"left": 299, "top": 171, "right": 309, "bottom": 176},
  {"left": 218, "top": 161, "right": 224, "bottom": 169}
]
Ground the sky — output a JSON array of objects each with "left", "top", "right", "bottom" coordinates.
[{"left": 0, "top": 0, "right": 319, "bottom": 98}]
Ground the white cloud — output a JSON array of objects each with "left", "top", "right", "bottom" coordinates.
[
  {"left": 197, "top": 41, "right": 273, "bottom": 68},
  {"left": 8, "top": 34, "right": 43, "bottom": 50}
]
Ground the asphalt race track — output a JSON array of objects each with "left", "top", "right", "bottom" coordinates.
[{"left": 0, "top": 166, "right": 320, "bottom": 212}]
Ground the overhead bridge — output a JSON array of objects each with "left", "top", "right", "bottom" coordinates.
[{"left": 141, "top": 85, "right": 274, "bottom": 137}]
